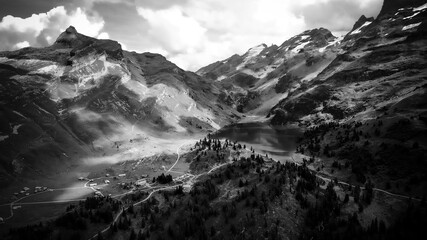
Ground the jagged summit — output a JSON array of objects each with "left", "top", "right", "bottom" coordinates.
[
  {"left": 51, "top": 26, "right": 124, "bottom": 60},
  {"left": 301, "top": 28, "right": 334, "bottom": 38},
  {"left": 351, "top": 15, "right": 375, "bottom": 31},
  {"left": 304, "top": 28, "right": 335, "bottom": 45},
  {"left": 65, "top": 25, "right": 77, "bottom": 34},
  {"left": 54, "top": 25, "right": 92, "bottom": 47},
  {"left": 278, "top": 27, "right": 336, "bottom": 50}
]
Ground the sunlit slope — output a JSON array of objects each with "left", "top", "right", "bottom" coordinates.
[{"left": 0, "top": 26, "right": 237, "bottom": 184}]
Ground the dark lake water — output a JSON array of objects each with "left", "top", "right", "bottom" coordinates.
[{"left": 212, "top": 122, "right": 302, "bottom": 163}]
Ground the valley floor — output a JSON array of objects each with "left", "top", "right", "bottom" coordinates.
[{"left": 0, "top": 135, "right": 201, "bottom": 231}]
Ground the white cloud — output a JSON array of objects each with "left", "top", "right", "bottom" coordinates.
[
  {"left": 1, "top": 0, "right": 382, "bottom": 71},
  {"left": 135, "top": 0, "right": 307, "bottom": 70},
  {"left": 13, "top": 41, "right": 30, "bottom": 49},
  {"left": 137, "top": 7, "right": 206, "bottom": 54},
  {"left": 119, "top": 42, "right": 128, "bottom": 50},
  {"left": 0, "top": 13, "right": 45, "bottom": 33},
  {"left": 65, "top": 7, "right": 105, "bottom": 37},
  {"left": 0, "top": 6, "right": 107, "bottom": 50},
  {"left": 293, "top": 0, "right": 382, "bottom": 31},
  {"left": 97, "top": 32, "right": 110, "bottom": 39}
]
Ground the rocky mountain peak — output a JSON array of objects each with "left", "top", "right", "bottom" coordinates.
[
  {"left": 308, "top": 28, "right": 335, "bottom": 42},
  {"left": 65, "top": 25, "right": 77, "bottom": 34},
  {"left": 351, "top": 15, "right": 375, "bottom": 31},
  {"left": 54, "top": 25, "right": 92, "bottom": 47},
  {"left": 52, "top": 26, "right": 124, "bottom": 60},
  {"left": 303, "top": 28, "right": 333, "bottom": 37},
  {"left": 280, "top": 27, "right": 335, "bottom": 50}
]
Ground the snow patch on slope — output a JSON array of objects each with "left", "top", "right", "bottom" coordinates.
[
  {"left": 216, "top": 75, "right": 227, "bottom": 81},
  {"left": 414, "top": 3, "right": 427, "bottom": 11},
  {"left": 291, "top": 41, "right": 310, "bottom": 53},
  {"left": 350, "top": 21, "right": 372, "bottom": 35},
  {"left": 12, "top": 124, "right": 22, "bottom": 134},
  {"left": 319, "top": 35, "right": 344, "bottom": 53},
  {"left": 402, "top": 22, "right": 422, "bottom": 31},
  {"left": 403, "top": 11, "right": 421, "bottom": 19},
  {"left": 236, "top": 44, "right": 266, "bottom": 70}
]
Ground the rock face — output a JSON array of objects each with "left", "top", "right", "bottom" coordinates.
[
  {"left": 351, "top": 15, "right": 375, "bottom": 31},
  {"left": 378, "top": 0, "right": 426, "bottom": 17},
  {"left": 0, "top": 27, "right": 238, "bottom": 184},
  {"left": 54, "top": 26, "right": 79, "bottom": 46},
  {"left": 269, "top": 1, "right": 427, "bottom": 125}
]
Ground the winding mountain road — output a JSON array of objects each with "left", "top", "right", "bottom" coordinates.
[
  {"left": 166, "top": 142, "right": 188, "bottom": 173},
  {"left": 289, "top": 155, "right": 422, "bottom": 201},
  {"left": 315, "top": 171, "right": 422, "bottom": 202}
]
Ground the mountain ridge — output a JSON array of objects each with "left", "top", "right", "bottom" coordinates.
[
  {"left": 197, "top": 0, "right": 427, "bottom": 199},
  {"left": 197, "top": 27, "right": 340, "bottom": 115}
]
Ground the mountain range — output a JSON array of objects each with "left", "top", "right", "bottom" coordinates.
[
  {"left": 0, "top": 0, "right": 426, "bottom": 194},
  {"left": 197, "top": 0, "right": 427, "bottom": 194},
  {"left": 1, "top": 0, "right": 427, "bottom": 239}
]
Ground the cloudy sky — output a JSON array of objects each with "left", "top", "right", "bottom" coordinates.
[{"left": 0, "top": 0, "right": 382, "bottom": 70}]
